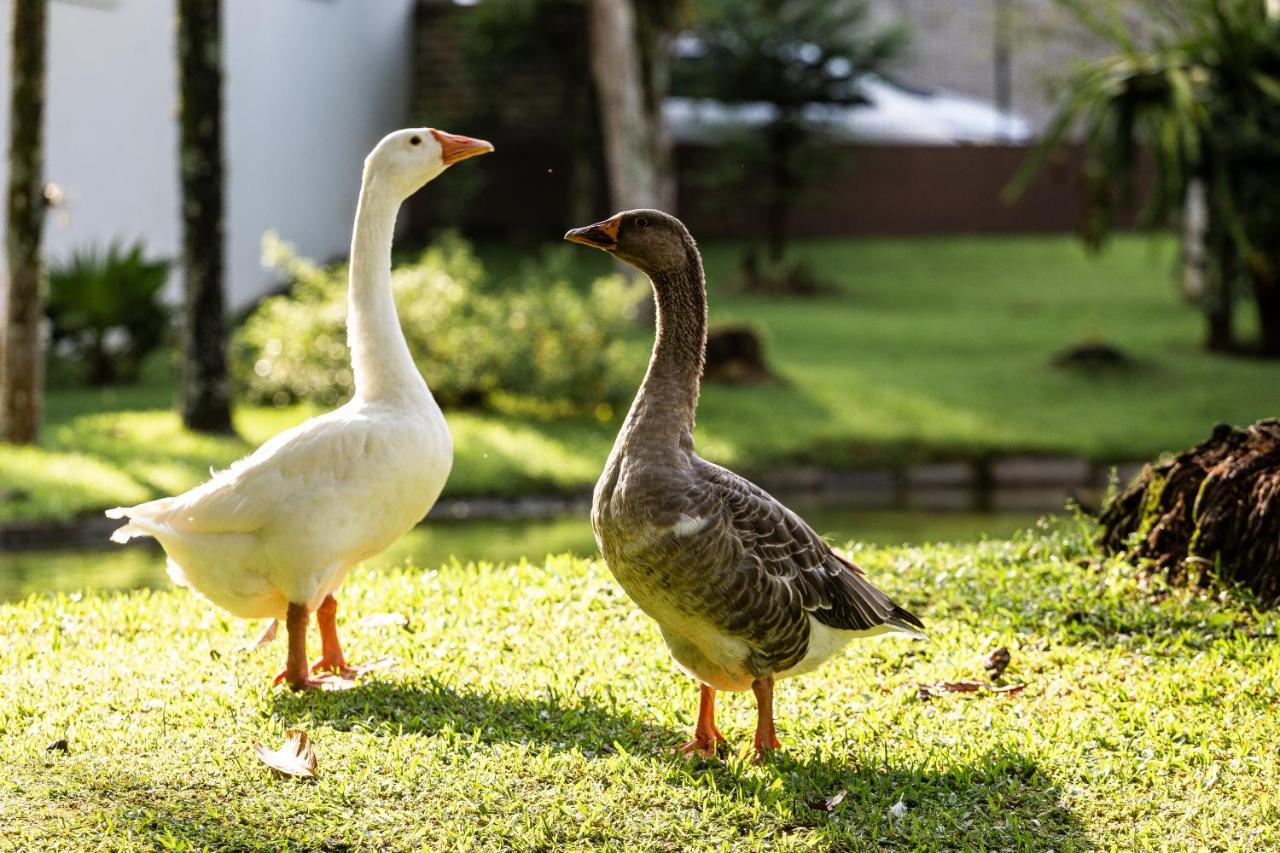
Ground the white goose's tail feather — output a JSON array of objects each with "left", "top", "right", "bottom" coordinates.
[
  {"left": 106, "top": 507, "right": 146, "bottom": 544},
  {"left": 105, "top": 499, "right": 172, "bottom": 544}
]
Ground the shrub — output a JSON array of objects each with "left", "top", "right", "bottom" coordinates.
[
  {"left": 45, "top": 241, "right": 171, "bottom": 385},
  {"left": 233, "top": 233, "right": 647, "bottom": 416}
]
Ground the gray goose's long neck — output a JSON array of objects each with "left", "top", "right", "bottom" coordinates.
[
  {"left": 623, "top": 243, "right": 707, "bottom": 455},
  {"left": 348, "top": 181, "right": 424, "bottom": 403}
]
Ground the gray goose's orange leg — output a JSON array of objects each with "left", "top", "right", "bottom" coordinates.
[
  {"left": 311, "top": 594, "right": 355, "bottom": 677},
  {"left": 674, "top": 683, "right": 727, "bottom": 758},
  {"left": 750, "top": 677, "right": 782, "bottom": 763},
  {"left": 272, "top": 602, "right": 327, "bottom": 690}
]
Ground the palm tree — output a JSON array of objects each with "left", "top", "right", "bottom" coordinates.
[
  {"left": 1014, "top": 0, "right": 1280, "bottom": 356},
  {"left": 176, "top": 0, "right": 233, "bottom": 431},
  {"left": 2, "top": 0, "right": 48, "bottom": 445},
  {"left": 675, "top": 0, "right": 903, "bottom": 263}
]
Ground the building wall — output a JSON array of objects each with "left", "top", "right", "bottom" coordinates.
[
  {"left": 866, "top": 0, "right": 1121, "bottom": 132},
  {"left": 0, "top": 0, "right": 414, "bottom": 312},
  {"left": 406, "top": 140, "right": 1133, "bottom": 241},
  {"left": 676, "top": 143, "right": 1120, "bottom": 238}
]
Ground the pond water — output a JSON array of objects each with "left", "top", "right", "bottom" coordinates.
[{"left": 0, "top": 505, "right": 1044, "bottom": 603}]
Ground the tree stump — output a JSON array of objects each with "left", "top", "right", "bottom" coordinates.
[
  {"left": 1098, "top": 419, "right": 1280, "bottom": 605},
  {"left": 703, "top": 325, "right": 775, "bottom": 384}
]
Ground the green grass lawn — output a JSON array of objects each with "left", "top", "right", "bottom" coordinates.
[
  {"left": 5, "top": 235, "right": 1277, "bottom": 524},
  {"left": 4, "top": 525, "right": 1277, "bottom": 850}
]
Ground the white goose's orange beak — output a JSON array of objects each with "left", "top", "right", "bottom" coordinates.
[
  {"left": 564, "top": 215, "right": 621, "bottom": 251},
  {"left": 429, "top": 129, "right": 494, "bottom": 166}
]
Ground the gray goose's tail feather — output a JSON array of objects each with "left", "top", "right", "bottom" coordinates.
[{"left": 885, "top": 604, "right": 928, "bottom": 640}]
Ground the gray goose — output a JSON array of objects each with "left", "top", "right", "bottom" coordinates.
[{"left": 565, "top": 210, "right": 925, "bottom": 762}]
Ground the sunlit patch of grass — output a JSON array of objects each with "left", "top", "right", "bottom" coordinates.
[
  {"left": 0, "top": 446, "right": 149, "bottom": 524},
  {"left": 445, "top": 412, "right": 607, "bottom": 495},
  {"left": 2, "top": 526, "right": 1276, "bottom": 849},
  {"left": 4, "top": 235, "right": 1276, "bottom": 524}
]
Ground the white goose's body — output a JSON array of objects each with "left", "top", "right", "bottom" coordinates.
[
  {"left": 108, "top": 127, "right": 492, "bottom": 688},
  {"left": 111, "top": 393, "right": 451, "bottom": 620}
]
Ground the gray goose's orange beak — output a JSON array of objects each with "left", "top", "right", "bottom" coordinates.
[
  {"left": 564, "top": 215, "right": 621, "bottom": 251},
  {"left": 429, "top": 129, "right": 495, "bottom": 166}
]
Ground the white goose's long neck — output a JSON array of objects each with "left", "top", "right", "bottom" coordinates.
[{"left": 348, "top": 181, "right": 426, "bottom": 403}]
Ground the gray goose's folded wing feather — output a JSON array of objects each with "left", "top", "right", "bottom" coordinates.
[{"left": 688, "top": 460, "right": 924, "bottom": 639}]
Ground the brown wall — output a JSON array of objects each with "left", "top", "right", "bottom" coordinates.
[
  {"left": 676, "top": 144, "right": 1093, "bottom": 239},
  {"left": 408, "top": 142, "right": 1107, "bottom": 241}
]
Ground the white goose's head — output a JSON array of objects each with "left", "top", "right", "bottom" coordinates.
[{"left": 363, "top": 127, "right": 494, "bottom": 198}]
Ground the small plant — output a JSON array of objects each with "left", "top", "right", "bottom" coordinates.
[
  {"left": 234, "top": 233, "right": 647, "bottom": 416},
  {"left": 45, "top": 241, "right": 172, "bottom": 385}
]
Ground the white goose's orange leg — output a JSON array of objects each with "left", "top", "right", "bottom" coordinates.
[
  {"left": 750, "top": 677, "right": 782, "bottom": 763},
  {"left": 673, "top": 683, "right": 727, "bottom": 758},
  {"left": 272, "top": 602, "right": 326, "bottom": 690},
  {"left": 311, "top": 594, "right": 355, "bottom": 676}
]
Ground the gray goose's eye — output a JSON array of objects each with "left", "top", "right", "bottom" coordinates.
[{"left": 634, "top": 216, "right": 649, "bottom": 228}]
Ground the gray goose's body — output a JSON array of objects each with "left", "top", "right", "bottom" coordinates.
[
  {"left": 567, "top": 209, "right": 924, "bottom": 760},
  {"left": 594, "top": 453, "right": 923, "bottom": 692}
]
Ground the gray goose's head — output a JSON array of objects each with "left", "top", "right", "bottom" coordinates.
[{"left": 565, "top": 209, "right": 699, "bottom": 283}]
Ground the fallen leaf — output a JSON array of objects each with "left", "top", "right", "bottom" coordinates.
[
  {"left": 253, "top": 729, "right": 317, "bottom": 779},
  {"left": 46, "top": 738, "right": 68, "bottom": 753},
  {"left": 988, "top": 683, "right": 1027, "bottom": 695},
  {"left": 917, "top": 680, "right": 984, "bottom": 700},
  {"left": 238, "top": 619, "right": 279, "bottom": 654},
  {"left": 916, "top": 680, "right": 1027, "bottom": 700},
  {"left": 984, "top": 646, "right": 1012, "bottom": 679},
  {"left": 348, "top": 655, "right": 397, "bottom": 676},
  {"left": 310, "top": 673, "right": 358, "bottom": 692},
  {"left": 807, "top": 789, "right": 847, "bottom": 812},
  {"left": 359, "top": 612, "right": 408, "bottom": 629}
]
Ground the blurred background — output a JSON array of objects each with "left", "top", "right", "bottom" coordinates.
[{"left": 1, "top": 0, "right": 1277, "bottom": 598}]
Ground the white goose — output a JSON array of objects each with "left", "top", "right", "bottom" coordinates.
[{"left": 108, "top": 128, "right": 493, "bottom": 689}]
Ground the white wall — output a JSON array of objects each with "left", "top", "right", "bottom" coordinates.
[{"left": 0, "top": 0, "right": 414, "bottom": 311}]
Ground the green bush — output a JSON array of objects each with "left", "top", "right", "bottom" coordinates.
[
  {"left": 233, "top": 233, "right": 647, "bottom": 416},
  {"left": 45, "top": 241, "right": 171, "bottom": 386}
]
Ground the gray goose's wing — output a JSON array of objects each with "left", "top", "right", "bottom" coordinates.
[{"left": 683, "top": 459, "right": 925, "bottom": 670}]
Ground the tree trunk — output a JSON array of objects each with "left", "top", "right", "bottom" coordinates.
[
  {"left": 635, "top": 3, "right": 676, "bottom": 211},
  {"left": 88, "top": 332, "right": 116, "bottom": 387},
  {"left": 1180, "top": 179, "right": 1208, "bottom": 304},
  {"left": 1204, "top": 255, "right": 1237, "bottom": 353},
  {"left": 1250, "top": 266, "right": 1280, "bottom": 357},
  {"left": 764, "top": 122, "right": 798, "bottom": 263},
  {"left": 176, "top": 0, "right": 233, "bottom": 433},
  {"left": 586, "top": 0, "right": 660, "bottom": 212},
  {"left": 1, "top": 0, "right": 48, "bottom": 445},
  {"left": 1202, "top": 198, "right": 1237, "bottom": 353}
]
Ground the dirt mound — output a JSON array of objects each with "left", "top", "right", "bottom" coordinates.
[{"left": 1098, "top": 419, "right": 1280, "bottom": 605}]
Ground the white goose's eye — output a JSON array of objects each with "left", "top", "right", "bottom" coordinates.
[
  {"left": 635, "top": 216, "right": 649, "bottom": 228},
  {"left": 409, "top": 135, "right": 423, "bottom": 147}
]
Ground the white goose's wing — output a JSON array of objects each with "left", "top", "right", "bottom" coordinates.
[{"left": 110, "top": 410, "right": 371, "bottom": 537}]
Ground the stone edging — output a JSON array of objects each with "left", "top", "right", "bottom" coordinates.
[{"left": 0, "top": 455, "right": 1144, "bottom": 553}]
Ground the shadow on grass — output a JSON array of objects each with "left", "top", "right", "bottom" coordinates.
[
  {"left": 262, "top": 679, "right": 1086, "bottom": 847},
  {"left": 65, "top": 739, "right": 1087, "bottom": 851},
  {"left": 661, "top": 746, "right": 1088, "bottom": 849},
  {"left": 268, "top": 676, "right": 678, "bottom": 754}
]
